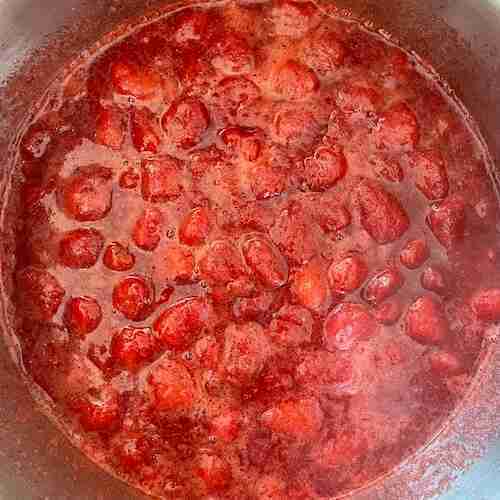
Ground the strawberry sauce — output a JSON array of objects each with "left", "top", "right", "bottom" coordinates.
[{"left": 11, "top": 1, "right": 500, "bottom": 498}]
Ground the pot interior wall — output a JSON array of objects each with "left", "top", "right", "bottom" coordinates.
[{"left": 0, "top": 1, "right": 499, "bottom": 499}]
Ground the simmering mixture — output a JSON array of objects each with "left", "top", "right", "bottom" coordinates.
[{"left": 11, "top": 0, "right": 500, "bottom": 498}]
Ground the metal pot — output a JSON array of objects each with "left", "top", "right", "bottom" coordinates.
[{"left": 0, "top": 1, "right": 499, "bottom": 498}]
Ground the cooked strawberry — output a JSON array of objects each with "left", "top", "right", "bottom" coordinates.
[
  {"left": 328, "top": 254, "right": 368, "bottom": 294},
  {"left": 103, "top": 242, "right": 136, "bottom": 271},
  {"left": 112, "top": 276, "right": 155, "bottom": 321},
  {"left": 470, "top": 288, "right": 500, "bottom": 322},
  {"left": 195, "top": 453, "right": 232, "bottom": 491},
  {"left": 324, "top": 302, "right": 379, "bottom": 351},
  {"left": 95, "top": 106, "right": 126, "bottom": 150},
  {"left": 427, "top": 195, "right": 466, "bottom": 249},
  {"left": 405, "top": 296, "right": 448, "bottom": 345},
  {"left": 211, "top": 33, "right": 255, "bottom": 75},
  {"left": 64, "top": 296, "right": 102, "bottom": 336},
  {"left": 131, "top": 107, "right": 162, "bottom": 153},
  {"left": 58, "top": 165, "right": 113, "bottom": 222},
  {"left": 372, "top": 298, "right": 402, "bottom": 325},
  {"left": 271, "top": 60, "right": 319, "bottom": 101},
  {"left": 111, "top": 58, "right": 162, "bottom": 99},
  {"left": 410, "top": 149, "right": 449, "bottom": 200},
  {"left": 260, "top": 397, "right": 324, "bottom": 439},
  {"left": 72, "top": 385, "right": 122, "bottom": 433},
  {"left": 59, "top": 228, "right": 104, "bottom": 269},
  {"left": 302, "top": 146, "right": 347, "bottom": 191},
  {"left": 361, "top": 267, "right": 404, "bottom": 305},
  {"left": 132, "top": 207, "right": 163, "bottom": 251},
  {"left": 400, "top": 239, "right": 429, "bottom": 269},
  {"left": 161, "top": 96, "right": 210, "bottom": 149},
  {"left": 375, "top": 102, "right": 419, "bottom": 151},
  {"left": 354, "top": 179, "right": 410, "bottom": 244},
  {"left": 241, "top": 235, "right": 288, "bottom": 289},
  {"left": 154, "top": 244, "right": 194, "bottom": 283},
  {"left": 290, "top": 258, "right": 331, "bottom": 313},
  {"left": 153, "top": 297, "right": 211, "bottom": 350},
  {"left": 222, "top": 322, "right": 271, "bottom": 385},
  {"left": 110, "top": 326, "right": 157, "bottom": 371},
  {"left": 147, "top": 359, "right": 196, "bottom": 412},
  {"left": 141, "top": 157, "right": 182, "bottom": 203},
  {"left": 269, "top": 305, "right": 313, "bottom": 346},
  {"left": 179, "top": 207, "right": 211, "bottom": 246},
  {"left": 302, "top": 30, "right": 347, "bottom": 76}
]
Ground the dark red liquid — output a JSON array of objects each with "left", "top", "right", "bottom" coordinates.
[{"left": 11, "top": 1, "right": 500, "bottom": 498}]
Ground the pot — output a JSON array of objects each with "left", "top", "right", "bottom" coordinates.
[{"left": 0, "top": 1, "right": 499, "bottom": 499}]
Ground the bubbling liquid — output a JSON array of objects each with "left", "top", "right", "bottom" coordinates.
[{"left": 10, "top": 1, "right": 500, "bottom": 498}]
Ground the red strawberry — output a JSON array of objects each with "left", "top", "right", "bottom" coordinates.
[
  {"left": 241, "top": 235, "right": 289, "bottom": 289},
  {"left": 302, "top": 30, "right": 347, "bottom": 76},
  {"left": 337, "top": 84, "right": 381, "bottom": 115},
  {"left": 59, "top": 228, "right": 104, "bottom": 269},
  {"left": 131, "top": 107, "right": 162, "bottom": 153},
  {"left": 427, "top": 195, "right": 466, "bottom": 249},
  {"left": 222, "top": 322, "right": 271, "bottom": 385},
  {"left": 110, "top": 326, "right": 157, "bottom": 371},
  {"left": 111, "top": 58, "right": 162, "bottom": 99},
  {"left": 72, "top": 385, "right": 121, "bottom": 433},
  {"left": 211, "top": 33, "right": 255, "bottom": 75},
  {"left": 153, "top": 297, "right": 211, "bottom": 350},
  {"left": 103, "top": 242, "right": 136, "bottom": 271},
  {"left": 154, "top": 244, "right": 194, "bottom": 283},
  {"left": 328, "top": 254, "right": 368, "bottom": 294},
  {"left": 132, "top": 206, "right": 163, "bottom": 251},
  {"left": 291, "top": 258, "right": 331, "bottom": 313},
  {"left": 302, "top": 146, "right": 347, "bottom": 191},
  {"left": 64, "top": 296, "right": 102, "bottom": 336},
  {"left": 273, "top": 108, "right": 320, "bottom": 149},
  {"left": 58, "top": 165, "right": 113, "bottom": 222},
  {"left": 324, "top": 302, "right": 379, "bottom": 351},
  {"left": 375, "top": 102, "right": 419, "bottom": 151},
  {"left": 219, "top": 126, "right": 262, "bottom": 162},
  {"left": 179, "top": 206, "right": 211, "bottom": 246},
  {"left": 372, "top": 298, "right": 402, "bottom": 325},
  {"left": 161, "top": 96, "right": 210, "bottom": 149},
  {"left": 260, "top": 397, "right": 324, "bottom": 439},
  {"left": 400, "top": 239, "right": 429, "bottom": 269},
  {"left": 112, "top": 275, "right": 155, "bottom": 321},
  {"left": 269, "top": 305, "right": 313, "bottom": 346},
  {"left": 147, "top": 359, "right": 196, "bottom": 411},
  {"left": 210, "top": 409, "right": 241, "bottom": 443},
  {"left": 141, "top": 157, "right": 182, "bottom": 203},
  {"left": 428, "top": 350, "right": 464, "bottom": 376},
  {"left": 354, "top": 179, "right": 410, "bottom": 244},
  {"left": 410, "top": 149, "right": 449, "bottom": 200},
  {"left": 405, "top": 296, "right": 448, "bottom": 345},
  {"left": 199, "top": 240, "right": 247, "bottom": 285},
  {"left": 361, "top": 267, "right": 404, "bottom": 305},
  {"left": 470, "top": 288, "right": 500, "bottom": 322},
  {"left": 195, "top": 454, "right": 232, "bottom": 491},
  {"left": 95, "top": 106, "right": 126, "bottom": 150},
  {"left": 271, "top": 60, "right": 319, "bottom": 101}
]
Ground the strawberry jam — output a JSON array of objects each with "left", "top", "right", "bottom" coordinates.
[{"left": 11, "top": 1, "right": 500, "bottom": 498}]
